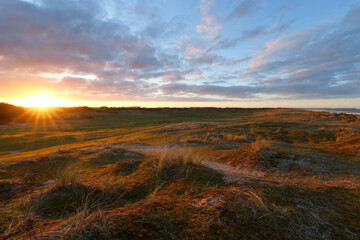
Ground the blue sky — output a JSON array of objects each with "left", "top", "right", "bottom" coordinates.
[{"left": 1, "top": 0, "right": 360, "bottom": 107}]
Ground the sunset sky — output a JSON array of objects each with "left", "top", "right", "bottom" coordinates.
[{"left": 1, "top": 0, "right": 360, "bottom": 108}]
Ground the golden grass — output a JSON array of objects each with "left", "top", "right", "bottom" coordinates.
[
  {"left": 157, "top": 147, "right": 203, "bottom": 174},
  {"left": 223, "top": 133, "right": 248, "bottom": 142},
  {"left": 55, "top": 161, "right": 84, "bottom": 186},
  {"left": 181, "top": 132, "right": 249, "bottom": 144},
  {"left": 1, "top": 108, "right": 360, "bottom": 239},
  {"left": 244, "top": 187, "right": 269, "bottom": 211},
  {"left": 249, "top": 138, "right": 272, "bottom": 154}
]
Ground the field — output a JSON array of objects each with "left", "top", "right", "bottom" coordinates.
[{"left": 0, "top": 108, "right": 359, "bottom": 239}]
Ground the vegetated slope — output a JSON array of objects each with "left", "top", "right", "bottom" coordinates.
[
  {"left": 0, "top": 102, "right": 25, "bottom": 124},
  {"left": 0, "top": 108, "right": 359, "bottom": 239}
]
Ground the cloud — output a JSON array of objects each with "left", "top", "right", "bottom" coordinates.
[
  {"left": 0, "top": 0, "right": 359, "bottom": 104},
  {"left": 142, "top": 16, "right": 187, "bottom": 42},
  {"left": 174, "top": 40, "right": 205, "bottom": 53},
  {"left": 0, "top": 0, "right": 184, "bottom": 100},
  {"left": 240, "top": 19, "right": 295, "bottom": 40},
  {"left": 196, "top": 0, "right": 222, "bottom": 41},
  {"left": 246, "top": 6, "right": 360, "bottom": 99},
  {"left": 239, "top": 19, "right": 295, "bottom": 41},
  {"left": 270, "top": 2, "right": 298, "bottom": 16},
  {"left": 227, "top": 0, "right": 259, "bottom": 21},
  {"left": 250, "top": 9, "right": 360, "bottom": 74},
  {"left": 161, "top": 6, "right": 360, "bottom": 101},
  {"left": 161, "top": 83, "right": 257, "bottom": 99},
  {"left": 208, "top": 19, "right": 294, "bottom": 51},
  {"left": 184, "top": 52, "right": 222, "bottom": 65}
]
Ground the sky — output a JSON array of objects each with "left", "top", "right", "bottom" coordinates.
[{"left": 1, "top": 0, "right": 360, "bottom": 108}]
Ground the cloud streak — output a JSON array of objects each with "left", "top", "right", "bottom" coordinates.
[{"left": 227, "top": 0, "right": 259, "bottom": 21}]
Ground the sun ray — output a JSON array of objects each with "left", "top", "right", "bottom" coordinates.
[
  {"left": 41, "top": 108, "right": 61, "bottom": 132},
  {"left": 8, "top": 94, "right": 70, "bottom": 134}
]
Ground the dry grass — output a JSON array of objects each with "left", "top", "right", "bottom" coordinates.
[
  {"left": 37, "top": 210, "right": 110, "bottom": 239},
  {"left": 3, "top": 204, "right": 40, "bottom": 239},
  {"left": 217, "top": 138, "right": 276, "bottom": 169},
  {"left": 1, "top": 108, "right": 360, "bottom": 239},
  {"left": 249, "top": 138, "right": 272, "bottom": 154},
  {"left": 55, "top": 161, "right": 84, "bottom": 187},
  {"left": 244, "top": 187, "right": 269, "bottom": 211},
  {"left": 156, "top": 147, "right": 203, "bottom": 174},
  {"left": 223, "top": 133, "right": 248, "bottom": 142},
  {"left": 326, "top": 128, "right": 360, "bottom": 158},
  {"left": 181, "top": 132, "right": 248, "bottom": 144}
]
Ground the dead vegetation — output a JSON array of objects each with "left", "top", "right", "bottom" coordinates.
[
  {"left": 217, "top": 138, "right": 278, "bottom": 169},
  {"left": 327, "top": 127, "right": 360, "bottom": 159}
]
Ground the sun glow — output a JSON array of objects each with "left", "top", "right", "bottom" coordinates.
[{"left": 13, "top": 95, "right": 67, "bottom": 108}]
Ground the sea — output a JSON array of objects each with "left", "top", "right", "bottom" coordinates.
[{"left": 300, "top": 108, "right": 360, "bottom": 115}]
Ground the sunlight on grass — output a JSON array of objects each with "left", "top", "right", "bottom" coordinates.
[
  {"left": 1, "top": 108, "right": 359, "bottom": 239},
  {"left": 157, "top": 147, "right": 203, "bottom": 175}
]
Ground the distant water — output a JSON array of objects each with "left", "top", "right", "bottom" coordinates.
[{"left": 300, "top": 108, "right": 360, "bottom": 115}]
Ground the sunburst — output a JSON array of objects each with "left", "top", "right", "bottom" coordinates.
[{"left": 14, "top": 95, "right": 66, "bottom": 108}]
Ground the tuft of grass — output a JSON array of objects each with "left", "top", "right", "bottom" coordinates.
[
  {"left": 157, "top": 147, "right": 203, "bottom": 175},
  {"left": 156, "top": 148, "right": 223, "bottom": 185},
  {"left": 244, "top": 187, "right": 269, "bottom": 211},
  {"left": 249, "top": 138, "right": 272, "bottom": 154},
  {"left": 55, "top": 161, "right": 84, "bottom": 186}
]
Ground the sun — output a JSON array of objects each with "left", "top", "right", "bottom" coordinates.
[{"left": 15, "top": 95, "right": 66, "bottom": 108}]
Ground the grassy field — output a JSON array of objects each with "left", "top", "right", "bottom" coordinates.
[{"left": 0, "top": 108, "right": 359, "bottom": 239}]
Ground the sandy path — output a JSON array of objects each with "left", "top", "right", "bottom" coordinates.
[{"left": 117, "top": 143, "right": 360, "bottom": 189}]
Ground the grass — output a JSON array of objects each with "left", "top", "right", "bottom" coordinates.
[
  {"left": 244, "top": 187, "right": 269, "bottom": 211},
  {"left": 55, "top": 161, "right": 83, "bottom": 186},
  {"left": 249, "top": 138, "right": 272, "bottom": 153},
  {"left": 29, "top": 183, "right": 98, "bottom": 219},
  {"left": 0, "top": 108, "right": 359, "bottom": 239},
  {"left": 156, "top": 147, "right": 203, "bottom": 175}
]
